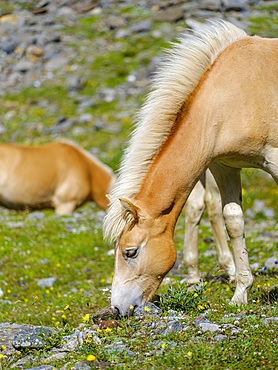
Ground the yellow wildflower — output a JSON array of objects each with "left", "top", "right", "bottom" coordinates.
[
  {"left": 194, "top": 293, "right": 198, "bottom": 297},
  {"left": 85, "top": 334, "right": 93, "bottom": 343},
  {"left": 82, "top": 314, "right": 90, "bottom": 323},
  {"left": 161, "top": 343, "right": 166, "bottom": 349},
  {"left": 87, "top": 355, "right": 96, "bottom": 361},
  {"left": 105, "top": 328, "right": 112, "bottom": 333},
  {"left": 197, "top": 305, "right": 205, "bottom": 310},
  {"left": 144, "top": 306, "right": 151, "bottom": 312},
  {"left": 64, "top": 305, "right": 70, "bottom": 310},
  {"left": 187, "top": 351, "right": 193, "bottom": 357}
]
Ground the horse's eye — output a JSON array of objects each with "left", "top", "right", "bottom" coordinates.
[{"left": 125, "top": 248, "right": 138, "bottom": 259}]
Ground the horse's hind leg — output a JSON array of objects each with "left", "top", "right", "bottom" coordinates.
[
  {"left": 210, "top": 163, "right": 253, "bottom": 305},
  {"left": 55, "top": 201, "right": 77, "bottom": 215},
  {"left": 205, "top": 169, "right": 236, "bottom": 283},
  {"left": 180, "top": 179, "right": 205, "bottom": 285}
]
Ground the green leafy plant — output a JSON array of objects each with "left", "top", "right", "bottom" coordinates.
[{"left": 159, "top": 281, "right": 208, "bottom": 313}]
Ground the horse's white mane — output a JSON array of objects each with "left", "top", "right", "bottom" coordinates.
[{"left": 103, "top": 20, "right": 247, "bottom": 242}]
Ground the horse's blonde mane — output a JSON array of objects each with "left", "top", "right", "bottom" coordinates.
[{"left": 103, "top": 20, "right": 247, "bottom": 242}]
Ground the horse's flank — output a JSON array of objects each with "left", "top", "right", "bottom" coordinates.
[
  {"left": 0, "top": 141, "right": 115, "bottom": 214},
  {"left": 103, "top": 20, "right": 247, "bottom": 242}
]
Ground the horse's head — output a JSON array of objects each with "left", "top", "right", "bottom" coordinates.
[{"left": 111, "top": 198, "right": 176, "bottom": 317}]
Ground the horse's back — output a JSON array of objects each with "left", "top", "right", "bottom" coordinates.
[{"left": 189, "top": 35, "right": 278, "bottom": 169}]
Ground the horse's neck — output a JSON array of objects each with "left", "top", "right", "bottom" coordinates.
[
  {"left": 136, "top": 109, "right": 214, "bottom": 227},
  {"left": 87, "top": 158, "right": 114, "bottom": 210}
]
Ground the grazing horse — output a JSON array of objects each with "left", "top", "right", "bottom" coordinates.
[
  {"left": 103, "top": 20, "right": 278, "bottom": 317},
  {"left": 0, "top": 141, "right": 115, "bottom": 214},
  {"left": 182, "top": 170, "right": 235, "bottom": 285}
]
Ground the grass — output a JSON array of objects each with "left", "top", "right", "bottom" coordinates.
[{"left": 0, "top": 1, "right": 277, "bottom": 369}]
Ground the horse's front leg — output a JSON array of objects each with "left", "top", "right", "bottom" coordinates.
[
  {"left": 210, "top": 163, "right": 253, "bottom": 304},
  {"left": 205, "top": 169, "right": 236, "bottom": 283},
  {"left": 180, "top": 180, "right": 205, "bottom": 285}
]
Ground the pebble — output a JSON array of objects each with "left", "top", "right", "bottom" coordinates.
[
  {"left": 37, "top": 277, "right": 57, "bottom": 288},
  {"left": 265, "top": 257, "right": 278, "bottom": 270}
]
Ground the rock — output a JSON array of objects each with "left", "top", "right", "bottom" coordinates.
[
  {"left": 193, "top": 314, "right": 211, "bottom": 326},
  {"left": 0, "top": 42, "right": 17, "bottom": 54},
  {"left": 78, "top": 113, "right": 93, "bottom": 124},
  {"left": 264, "top": 208, "right": 275, "bottom": 219},
  {"left": 0, "top": 288, "right": 3, "bottom": 297},
  {"left": 253, "top": 200, "right": 265, "bottom": 213},
  {"left": 130, "top": 20, "right": 153, "bottom": 33},
  {"left": 199, "top": 323, "right": 221, "bottom": 332},
  {"left": 60, "top": 330, "right": 101, "bottom": 351},
  {"left": 214, "top": 334, "right": 228, "bottom": 341},
  {"left": 262, "top": 317, "right": 278, "bottom": 326},
  {"left": 265, "top": 257, "right": 278, "bottom": 270},
  {"left": 12, "top": 326, "right": 53, "bottom": 350},
  {"left": 251, "top": 262, "right": 260, "bottom": 270},
  {"left": 14, "top": 60, "right": 34, "bottom": 73},
  {"left": 105, "top": 15, "right": 127, "bottom": 29},
  {"left": 114, "top": 29, "right": 131, "bottom": 39},
  {"left": 152, "top": 6, "right": 184, "bottom": 23},
  {"left": 71, "top": 361, "right": 91, "bottom": 369},
  {"left": 134, "top": 302, "right": 162, "bottom": 318},
  {"left": 11, "top": 354, "right": 34, "bottom": 368},
  {"left": 60, "top": 332, "right": 82, "bottom": 351},
  {"left": 200, "top": 0, "right": 222, "bottom": 11},
  {"left": 45, "top": 55, "right": 69, "bottom": 71},
  {"left": 222, "top": 0, "right": 247, "bottom": 11},
  {"left": 93, "top": 306, "right": 114, "bottom": 323},
  {"left": 245, "top": 208, "right": 255, "bottom": 219},
  {"left": 66, "top": 75, "right": 86, "bottom": 91},
  {"left": 37, "top": 277, "right": 57, "bottom": 288},
  {"left": 41, "top": 351, "right": 67, "bottom": 363},
  {"left": 162, "top": 320, "right": 184, "bottom": 334}
]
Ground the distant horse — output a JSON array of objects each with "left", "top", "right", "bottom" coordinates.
[
  {"left": 0, "top": 141, "right": 115, "bottom": 214},
  {"left": 103, "top": 20, "right": 278, "bottom": 317},
  {"left": 182, "top": 170, "right": 235, "bottom": 285}
]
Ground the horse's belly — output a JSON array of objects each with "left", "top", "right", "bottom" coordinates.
[
  {"left": 0, "top": 177, "right": 55, "bottom": 210},
  {"left": 215, "top": 156, "right": 264, "bottom": 169}
]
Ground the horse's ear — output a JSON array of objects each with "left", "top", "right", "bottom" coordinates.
[{"left": 119, "top": 198, "right": 139, "bottom": 223}]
